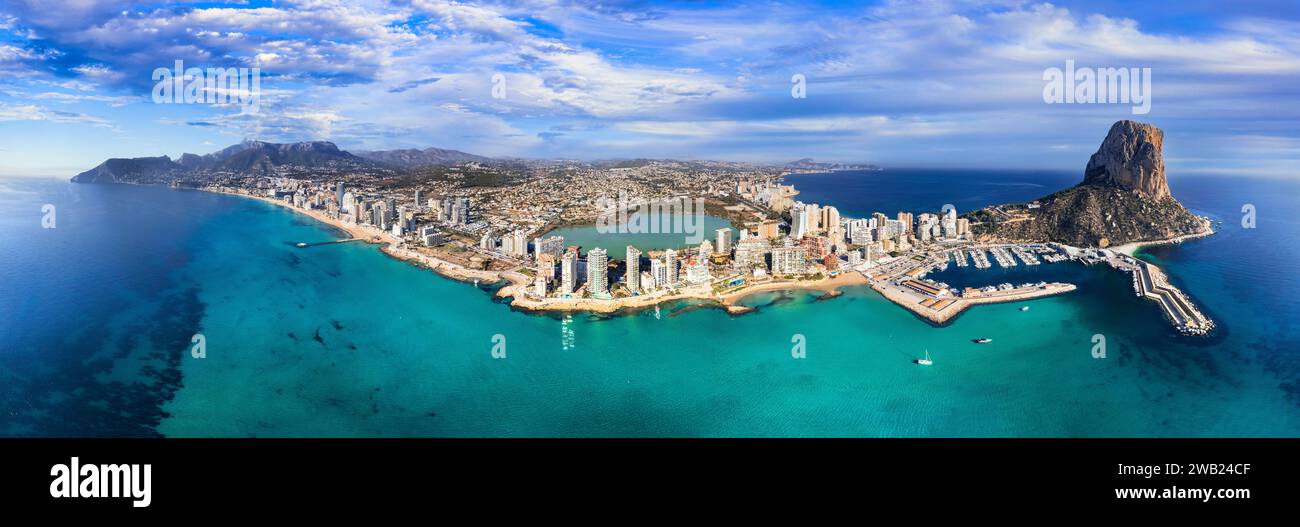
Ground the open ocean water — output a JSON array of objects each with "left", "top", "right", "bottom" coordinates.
[{"left": 1, "top": 169, "right": 1297, "bottom": 437}]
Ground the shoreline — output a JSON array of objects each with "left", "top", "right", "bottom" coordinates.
[
  {"left": 200, "top": 186, "right": 871, "bottom": 315},
  {"left": 194, "top": 186, "right": 1193, "bottom": 330},
  {"left": 498, "top": 269, "right": 870, "bottom": 315},
  {"left": 1110, "top": 220, "right": 1216, "bottom": 257},
  {"left": 206, "top": 188, "right": 506, "bottom": 284}
]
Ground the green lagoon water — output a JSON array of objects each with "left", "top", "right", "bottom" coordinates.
[
  {"left": 2, "top": 174, "right": 1298, "bottom": 437},
  {"left": 541, "top": 211, "right": 735, "bottom": 261}
]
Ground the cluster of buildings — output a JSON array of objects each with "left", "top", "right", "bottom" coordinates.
[
  {"left": 216, "top": 177, "right": 484, "bottom": 249},
  {"left": 336, "top": 186, "right": 480, "bottom": 244},
  {"left": 526, "top": 241, "right": 714, "bottom": 300},
  {"left": 516, "top": 193, "right": 976, "bottom": 301},
  {"left": 224, "top": 173, "right": 981, "bottom": 305}
]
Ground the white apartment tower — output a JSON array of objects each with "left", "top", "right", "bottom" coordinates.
[
  {"left": 791, "top": 203, "right": 809, "bottom": 239},
  {"left": 715, "top": 228, "right": 733, "bottom": 255},
  {"left": 561, "top": 251, "right": 578, "bottom": 294},
  {"left": 625, "top": 246, "right": 642, "bottom": 294},
  {"left": 587, "top": 248, "right": 609, "bottom": 295}
]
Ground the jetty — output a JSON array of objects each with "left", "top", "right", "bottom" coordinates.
[
  {"left": 1108, "top": 253, "right": 1214, "bottom": 335},
  {"left": 869, "top": 275, "right": 1075, "bottom": 325},
  {"left": 293, "top": 238, "right": 358, "bottom": 248}
]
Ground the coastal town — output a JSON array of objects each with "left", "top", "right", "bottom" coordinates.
[{"left": 203, "top": 159, "right": 1215, "bottom": 335}]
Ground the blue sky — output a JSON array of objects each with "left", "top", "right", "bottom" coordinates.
[{"left": 1, "top": 0, "right": 1298, "bottom": 178}]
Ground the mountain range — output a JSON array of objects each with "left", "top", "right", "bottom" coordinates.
[
  {"left": 785, "top": 158, "right": 882, "bottom": 171},
  {"left": 71, "top": 140, "right": 492, "bottom": 183},
  {"left": 352, "top": 147, "right": 493, "bottom": 168},
  {"left": 71, "top": 141, "right": 870, "bottom": 184}
]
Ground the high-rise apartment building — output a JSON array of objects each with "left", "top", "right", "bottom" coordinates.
[
  {"left": 625, "top": 246, "right": 642, "bottom": 294},
  {"left": 587, "top": 248, "right": 609, "bottom": 295}
]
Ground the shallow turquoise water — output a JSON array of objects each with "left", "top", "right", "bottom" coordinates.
[{"left": 2, "top": 175, "right": 1297, "bottom": 437}]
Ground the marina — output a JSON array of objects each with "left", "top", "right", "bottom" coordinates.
[
  {"left": 859, "top": 241, "right": 1213, "bottom": 334},
  {"left": 1011, "top": 246, "right": 1041, "bottom": 265},
  {"left": 989, "top": 247, "right": 1017, "bottom": 267},
  {"left": 951, "top": 249, "right": 968, "bottom": 267},
  {"left": 862, "top": 243, "right": 1081, "bottom": 325}
]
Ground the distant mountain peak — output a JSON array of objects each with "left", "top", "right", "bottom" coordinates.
[
  {"left": 785, "top": 158, "right": 881, "bottom": 171},
  {"left": 353, "top": 147, "right": 492, "bottom": 168}
]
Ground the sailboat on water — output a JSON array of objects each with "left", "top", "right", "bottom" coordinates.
[{"left": 915, "top": 349, "right": 933, "bottom": 366}]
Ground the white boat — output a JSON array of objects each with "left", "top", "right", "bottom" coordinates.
[
  {"left": 296, "top": 242, "right": 308, "bottom": 247},
  {"left": 654, "top": 304, "right": 661, "bottom": 320},
  {"left": 915, "top": 349, "right": 933, "bottom": 366},
  {"left": 1020, "top": 306, "right": 1030, "bottom": 311}
]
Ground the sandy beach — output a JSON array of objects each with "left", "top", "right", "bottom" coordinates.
[
  {"left": 207, "top": 187, "right": 507, "bottom": 284},
  {"left": 500, "top": 272, "right": 869, "bottom": 315},
  {"left": 1111, "top": 220, "right": 1215, "bottom": 257},
  {"left": 716, "top": 272, "right": 868, "bottom": 304}
]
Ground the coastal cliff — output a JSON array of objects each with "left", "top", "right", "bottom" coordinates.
[{"left": 969, "top": 120, "right": 1206, "bottom": 247}]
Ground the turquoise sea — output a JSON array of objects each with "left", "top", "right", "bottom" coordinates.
[{"left": 1, "top": 171, "right": 1297, "bottom": 437}]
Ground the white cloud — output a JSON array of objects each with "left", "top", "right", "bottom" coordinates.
[
  {"left": 0, "top": 102, "right": 117, "bottom": 129},
  {"left": 1, "top": 0, "right": 1298, "bottom": 174}
]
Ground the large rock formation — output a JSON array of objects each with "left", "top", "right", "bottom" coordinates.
[
  {"left": 1083, "top": 120, "right": 1169, "bottom": 199},
  {"left": 968, "top": 120, "right": 1207, "bottom": 247}
]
